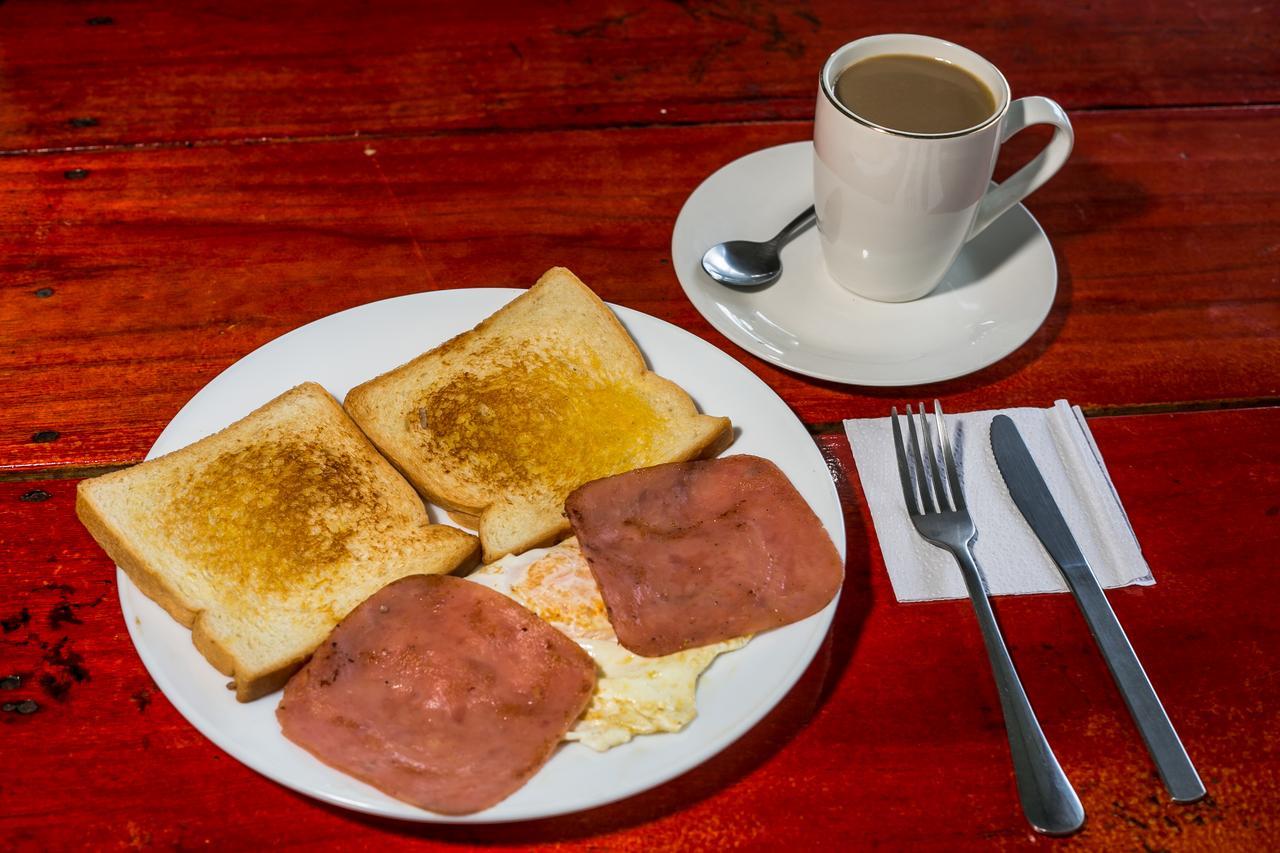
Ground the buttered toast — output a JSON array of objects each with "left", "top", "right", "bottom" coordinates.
[
  {"left": 76, "top": 382, "right": 479, "bottom": 701},
  {"left": 344, "top": 267, "right": 732, "bottom": 562}
]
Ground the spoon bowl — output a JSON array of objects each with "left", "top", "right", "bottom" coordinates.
[
  {"left": 700, "top": 206, "right": 817, "bottom": 289},
  {"left": 702, "top": 241, "right": 785, "bottom": 287}
]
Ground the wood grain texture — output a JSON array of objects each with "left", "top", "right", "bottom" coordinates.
[
  {"left": 0, "top": 0, "right": 1276, "bottom": 152},
  {"left": 2, "top": 409, "right": 1276, "bottom": 849},
  {"left": 2, "top": 109, "right": 1278, "bottom": 471}
]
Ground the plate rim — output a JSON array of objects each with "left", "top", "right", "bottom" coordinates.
[
  {"left": 117, "top": 287, "right": 846, "bottom": 823},
  {"left": 671, "top": 140, "right": 1057, "bottom": 386}
]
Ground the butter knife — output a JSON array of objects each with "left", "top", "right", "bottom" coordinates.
[{"left": 990, "top": 415, "right": 1205, "bottom": 803}]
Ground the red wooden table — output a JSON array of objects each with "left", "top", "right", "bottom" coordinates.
[{"left": 2, "top": 2, "right": 1278, "bottom": 849}]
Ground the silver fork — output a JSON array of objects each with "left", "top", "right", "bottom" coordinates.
[{"left": 891, "top": 401, "right": 1085, "bottom": 836}]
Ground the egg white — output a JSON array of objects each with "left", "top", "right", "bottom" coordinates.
[{"left": 467, "top": 538, "right": 749, "bottom": 751}]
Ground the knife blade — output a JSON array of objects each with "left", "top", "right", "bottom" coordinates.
[{"left": 990, "top": 414, "right": 1205, "bottom": 803}]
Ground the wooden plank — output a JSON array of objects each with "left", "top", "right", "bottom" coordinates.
[
  {"left": 2, "top": 108, "right": 1278, "bottom": 470},
  {"left": 1, "top": 408, "right": 1276, "bottom": 848},
  {"left": 0, "top": 0, "right": 1277, "bottom": 151}
]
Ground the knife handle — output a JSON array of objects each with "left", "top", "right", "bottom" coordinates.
[
  {"left": 952, "top": 545, "right": 1085, "bottom": 835},
  {"left": 1069, "top": 573, "right": 1206, "bottom": 802}
]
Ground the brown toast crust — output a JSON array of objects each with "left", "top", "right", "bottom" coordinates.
[{"left": 76, "top": 485, "right": 200, "bottom": 629}]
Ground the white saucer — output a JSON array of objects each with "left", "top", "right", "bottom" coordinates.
[{"left": 671, "top": 142, "right": 1058, "bottom": 386}]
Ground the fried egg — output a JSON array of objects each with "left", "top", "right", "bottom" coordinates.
[{"left": 467, "top": 538, "right": 749, "bottom": 751}]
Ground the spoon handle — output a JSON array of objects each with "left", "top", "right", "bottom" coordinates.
[{"left": 771, "top": 206, "right": 817, "bottom": 248}]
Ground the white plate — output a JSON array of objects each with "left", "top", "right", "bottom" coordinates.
[
  {"left": 119, "top": 288, "right": 846, "bottom": 823},
  {"left": 671, "top": 141, "right": 1058, "bottom": 386}
]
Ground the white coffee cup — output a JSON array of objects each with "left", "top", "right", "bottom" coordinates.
[{"left": 814, "top": 34, "right": 1073, "bottom": 302}]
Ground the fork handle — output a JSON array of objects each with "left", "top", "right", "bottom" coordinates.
[{"left": 952, "top": 545, "right": 1086, "bottom": 835}]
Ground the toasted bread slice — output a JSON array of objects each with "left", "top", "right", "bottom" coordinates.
[
  {"left": 345, "top": 267, "right": 732, "bottom": 562},
  {"left": 76, "top": 382, "right": 479, "bottom": 701}
]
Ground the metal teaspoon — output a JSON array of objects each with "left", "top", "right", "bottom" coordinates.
[{"left": 700, "top": 206, "right": 817, "bottom": 288}]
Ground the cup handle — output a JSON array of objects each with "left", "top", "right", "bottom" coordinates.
[{"left": 968, "top": 96, "right": 1074, "bottom": 240}]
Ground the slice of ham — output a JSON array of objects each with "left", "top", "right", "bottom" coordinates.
[
  {"left": 565, "top": 455, "right": 843, "bottom": 657},
  {"left": 277, "top": 574, "right": 596, "bottom": 815}
]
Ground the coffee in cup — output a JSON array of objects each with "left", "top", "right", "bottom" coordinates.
[
  {"left": 833, "top": 54, "right": 996, "bottom": 135},
  {"left": 813, "top": 34, "right": 1073, "bottom": 302}
]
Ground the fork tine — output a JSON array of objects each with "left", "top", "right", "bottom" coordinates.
[
  {"left": 905, "top": 404, "right": 938, "bottom": 513},
  {"left": 918, "top": 400, "right": 951, "bottom": 512},
  {"left": 934, "top": 399, "right": 965, "bottom": 511},
  {"left": 890, "top": 406, "right": 920, "bottom": 515}
]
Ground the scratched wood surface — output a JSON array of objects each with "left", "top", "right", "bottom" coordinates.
[
  {"left": 2, "top": 108, "right": 1278, "bottom": 472},
  {"left": 2, "top": 0, "right": 1279, "bottom": 849},
  {"left": 2, "top": 412, "right": 1277, "bottom": 849},
  {"left": 0, "top": 0, "right": 1277, "bottom": 152}
]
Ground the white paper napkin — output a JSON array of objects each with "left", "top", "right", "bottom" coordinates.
[{"left": 844, "top": 401, "right": 1154, "bottom": 602}]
